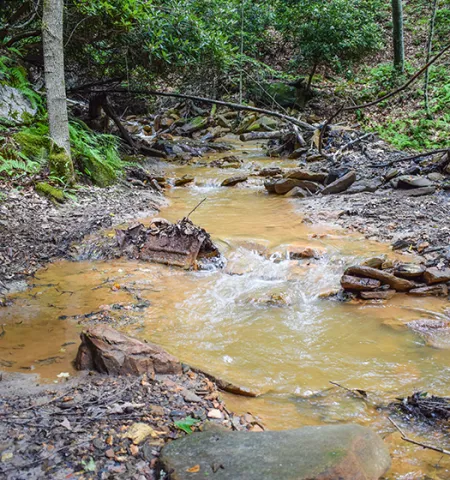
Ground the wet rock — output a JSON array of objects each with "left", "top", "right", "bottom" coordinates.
[
  {"left": 361, "top": 256, "right": 386, "bottom": 269},
  {"left": 288, "top": 247, "right": 322, "bottom": 259},
  {"left": 360, "top": 290, "right": 396, "bottom": 300},
  {"left": 221, "top": 175, "right": 248, "bottom": 187},
  {"left": 174, "top": 176, "right": 194, "bottom": 187},
  {"left": 258, "top": 167, "right": 283, "bottom": 177},
  {"left": 284, "top": 187, "right": 309, "bottom": 198},
  {"left": 385, "top": 168, "right": 400, "bottom": 181},
  {"left": 408, "top": 284, "right": 448, "bottom": 297},
  {"left": 274, "top": 178, "right": 303, "bottom": 195},
  {"left": 423, "top": 267, "right": 450, "bottom": 285},
  {"left": 325, "top": 168, "right": 351, "bottom": 185},
  {"left": 396, "top": 175, "right": 434, "bottom": 189},
  {"left": 284, "top": 168, "right": 328, "bottom": 183},
  {"left": 292, "top": 180, "right": 322, "bottom": 193},
  {"left": 394, "top": 263, "right": 426, "bottom": 278},
  {"left": 210, "top": 156, "right": 242, "bottom": 169},
  {"left": 345, "top": 265, "right": 416, "bottom": 291},
  {"left": 75, "top": 325, "right": 182, "bottom": 376},
  {"left": 407, "top": 319, "right": 450, "bottom": 349},
  {"left": 322, "top": 171, "right": 356, "bottom": 195},
  {"left": 264, "top": 178, "right": 277, "bottom": 193},
  {"left": 341, "top": 275, "right": 381, "bottom": 291},
  {"left": 158, "top": 424, "right": 391, "bottom": 480}
]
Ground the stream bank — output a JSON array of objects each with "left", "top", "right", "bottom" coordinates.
[{"left": 2, "top": 133, "right": 450, "bottom": 478}]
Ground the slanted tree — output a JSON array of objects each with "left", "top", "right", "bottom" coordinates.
[
  {"left": 42, "top": 0, "right": 74, "bottom": 184},
  {"left": 391, "top": 0, "right": 405, "bottom": 72}
]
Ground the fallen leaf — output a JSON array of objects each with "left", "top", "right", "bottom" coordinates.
[
  {"left": 123, "top": 423, "right": 157, "bottom": 444},
  {"left": 61, "top": 417, "right": 72, "bottom": 430},
  {"left": 186, "top": 465, "right": 200, "bottom": 473}
]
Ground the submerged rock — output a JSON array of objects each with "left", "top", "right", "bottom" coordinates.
[
  {"left": 158, "top": 424, "right": 391, "bottom": 480},
  {"left": 75, "top": 325, "right": 182, "bottom": 377},
  {"left": 360, "top": 290, "right": 396, "bottom": 300}
]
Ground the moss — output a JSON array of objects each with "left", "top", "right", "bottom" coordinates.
[
  {"left": 79, "top": 155, "right": 116, "bottom": 187},
  {"left": 35, "top": 182, "right": 65, "bottom": 203},
  {"left": 49, "top": 150, "right": 75, "bottom": 185},
  {"left": 14, "top": 129, "right": 49, "bottom": 159}
]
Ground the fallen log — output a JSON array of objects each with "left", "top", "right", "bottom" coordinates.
[
  {"left": 239, "top": 131, "right": 284, "bottom": 142},
  {"left": 86, "top": 88, "right": 316, "bottom": 131}
]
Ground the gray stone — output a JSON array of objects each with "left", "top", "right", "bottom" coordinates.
[
  {"left": 264, "top": 178, "right": 277, "bottom": 193},
  {"left": 346, "top": 179, "right": 382, "bottom": 194},
  {"left": 322, "top": 171, "right": 356, "bottom": 195},
  {"left": 284, "top": 186, "right": 309, "bottom": 198},
  {"left": 396, "top": 175, "right": 434, "bottom": 189},
  {"left": 399, "top": 186, "right": 436, "bottom": 197},
  {"left": 0, "top": 84, "right": 37, "bottom": 124},
  {"left": 158, "top": 424, "right": 391, "bottom": 480}
]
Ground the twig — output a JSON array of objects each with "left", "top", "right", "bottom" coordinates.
[
  {"left": 329, "top": 381, "right": 367, "bottom": 398},
  {"left": 186, "top": 198, "right": 207, "bottom": 219},
  {"left": 369, "top": 148, "right": 448, "bottom": 168},
  {"left": 388, "top": 416, "right": 450, "bottom": 456}
]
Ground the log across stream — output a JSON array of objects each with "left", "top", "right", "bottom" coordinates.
[{"left": 1, "top": 138, "right": 450, "bottom": 478}]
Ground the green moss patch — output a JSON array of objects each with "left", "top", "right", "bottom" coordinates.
[{"left": 35, "top": 182, "right": 65, "bottom": 203}]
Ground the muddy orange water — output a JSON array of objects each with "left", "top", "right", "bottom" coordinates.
[{"left": 2, "top": 137, "right": 450, "bottom": 478}]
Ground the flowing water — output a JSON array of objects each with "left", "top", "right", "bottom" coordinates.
[{"left": 2, "top": 137, "right": 450, "bottom": 478}]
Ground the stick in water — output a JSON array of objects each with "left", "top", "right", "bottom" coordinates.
[{"left": 186, "top": 198, "right": 207, "bottom": 219}]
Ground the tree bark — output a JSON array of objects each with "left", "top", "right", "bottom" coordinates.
[
  {"left": 392, "top": 0, "right": 405, "bottom": 72},
  {"left": 42, "top": 0, "right": 74, "bottom": 182},
  {"left": 424, "top": 0, "right": 438, "bottom": 116}
]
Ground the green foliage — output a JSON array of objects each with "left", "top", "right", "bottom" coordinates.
[
  {"left": 276, "top": 0, "right": 383, "bottom": 72},
  {"left": 6, "top": 121, "right": 123, "bottom": 185},
  {"left": 0, "top": 54, "right": 42, "bottom": 110},
  {"left": 174, "top": 416, "right": 200, "bottom": 434}
]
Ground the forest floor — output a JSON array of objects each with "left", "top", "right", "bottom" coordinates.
[
  {"left": 0, "top": 370, "right": 257, "bottom": 480},
  {"left": 0, "top": 182, "right": 165, "bottom": 293}
]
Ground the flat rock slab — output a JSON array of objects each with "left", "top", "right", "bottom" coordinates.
[
  {"left": 158, "top": 424, "right": 391, "bottom": 480},
  {"left": 322, "top": 171, "right": 356, "bottom": 195},
  {"left": 284, "top": 168, "right": 328, "bottom": 183},
  {"left": 423, "top": 267, "right": 450, "bottom": 285},
  {"left": 345, "top": 265, "right": 415, "bottom": 292},
  {"left": 221, "top": 175, "right": 248, "bottom": 187},
  {"left": 341, "top": 275, "right": 381, "bottom": 291}
]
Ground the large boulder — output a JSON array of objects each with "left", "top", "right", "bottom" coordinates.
[
  {"left": 75, "top": 325, "right": 182, "bottom": 377},
  {"left": 158, "top": 424, "right": 391, "bottom": 480},
  {"left": 0, "top": 84, "right": 37, "bottom": 124}
]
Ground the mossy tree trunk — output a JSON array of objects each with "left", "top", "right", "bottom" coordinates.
[
  {"left": 42, "top": 0, "right": 74, "bottom": 184},
  {"left": 391, "top": 0, "right": 405, "bottom": 73}
]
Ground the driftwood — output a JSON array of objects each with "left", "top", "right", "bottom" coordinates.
[
  {"left": 84, "top": 88, "right": 315, "bottom": 131},
  {"left": 239, "top": 130, "right": 284, "bottom": 142}
]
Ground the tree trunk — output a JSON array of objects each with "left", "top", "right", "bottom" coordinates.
[
  {"left": 42, "top": 0, "right": 74, "bottom": 183},
  {"left": 391, "top": 0, "right": 405, "bottom": 73},
  {"left": 424, "top": 0, "right": 438, "bottom": 117}
]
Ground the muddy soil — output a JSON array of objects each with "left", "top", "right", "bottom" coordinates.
[
  {"left": 0, "top": 183, "right": 165, "bottom": 290},
  {"left": 0, "top": 369, "right": 257, "bottom": 480}
]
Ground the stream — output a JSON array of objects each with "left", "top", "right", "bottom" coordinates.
[{"left": 2, "top": 137, "right": 450, "bottom": 478}]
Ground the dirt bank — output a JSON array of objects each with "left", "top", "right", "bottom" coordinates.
[{"left": 0, "top": 182, "right": 165, "bottom": 291}]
